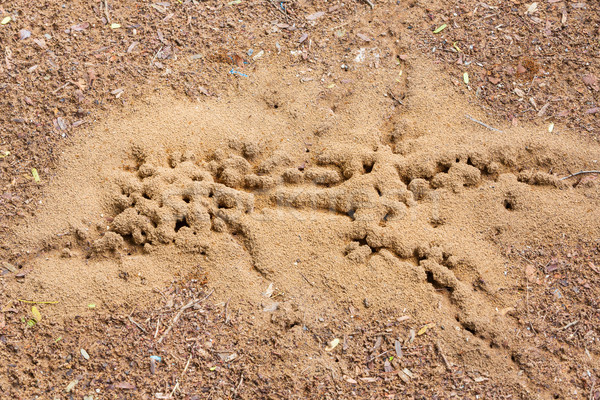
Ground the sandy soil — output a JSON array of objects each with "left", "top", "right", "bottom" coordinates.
[{"left": 1, "top": 1, "right": 599, "bottom": 399}]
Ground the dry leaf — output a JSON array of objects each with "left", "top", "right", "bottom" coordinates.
[
  {"left": 325, "top": 338, "right": 340, "bottom": 351},
  {"left": 18, "top": 29, "right": 31, "bottom": 40},
  {"left": 585, "top": 107, "right": 600, "bottom": 114},
  {"left": 114, "top": 382, "right": 135, "bottom": 390},
  {"left": 31, "top": 306, "right": 42, "bottom": 322},
  {"left": 263, "top": 283, "right": 274, "bottom": 298},
  {"left": 525, "top": 264, "right": 536, "bottom": 280},
  {"left": 525, "top": 2, "right": 538, "bottom": 15},
  {"left": 417, "top": 323, "right": 435, "bottom": 336},
  {"left": 71, "top": 22, "right": 89, "bottom": 32},
  {"left": 357, "top": 33, "right": 371, "bottom": 42},
  {"left": 306, "top": 11, "right": 325, "bottom": 21}
]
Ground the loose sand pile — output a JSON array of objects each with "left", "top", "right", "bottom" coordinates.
[{"left": 5, "top": 57, "right": 600, "bottom": 397}]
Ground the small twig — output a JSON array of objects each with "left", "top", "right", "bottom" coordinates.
[
  {"left": 465, "top": 114, "right": 503, "bottom": 133},
  {"left": 266, "top": 0, "right": 290, "bottom": 20},
  {"left": 104, "top": 0, "right": 111, "bottom": 24},
  {"left": 435, "top": 340, "right": 452, "bottom": 371},
  {"left": 300, "top": 272, "right": 314, "bottom": 287},
  {"left": 128, "top": 316, "right": 148, "bottom": 334},
  {"left": 590, "top": 379, "right": 596, "bottom": 400},
  {"left": 560, "top": 320, "right": 578, "bottom": 330},
  {"left": 560, "top": 171, "right": 600, "bottom": 181},
  {"left": 233, "top": 372, "right": 244, "bottom": 397},
  {"left": 158, "top": 289, "right": 214, "bottom": 343},
  {"left": 52, "top": 82, "right": 71, "bottom": 94},
  {"left": 181, "top": 353, "right": 192, "bottom": 377},
  {"left": 167, "top": 353, "right": 192, "bottom": 399},
  {"left": 154, "top": 318, "right": 161, "bottom": 339},
  {"left": 367, "top": 349, "right": 391, "bottom": 363},
  {"left": 387, "top": 91, "right": 404, "bottom": 105},
  {"left": 168, "top": 381, "right": 180, "bottom": 399},
  {"left": 361, "top": 0, "right": 375, "bottom": 9}
]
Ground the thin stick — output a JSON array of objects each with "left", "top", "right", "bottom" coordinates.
[
  {"left": 560, "top": 320, "right": 578, "bottom": 330},
  {"left": 128, "top": 316, "right": 148, "bottom": 333},
  {"left": 465, "top": 114, "right": 503, "bottom": 133},
  {"left": 154, "top": 318, "right": 161, "bottom": 339},
  {"left": 17, "top": 299, "right": 59, "bottom": 304},
  {"left": 300, "top": 272, "right": 314, "bottom": 287},
  {"left": 387, "top": 90, "right": 404, "bottom": 105},
  {"left": 158, "top": 289, "right": 214, "bottom": 343},
  {"left": 560, "top": 171, "right": 600, "bottom": 180},
  {"left": 590, "top": 379, "right": 596, "bottom": 400},
  {"left": 435, "top": 340, "right": 452, "bottom": 371},
  {"left": 266, "top": 0, "right": 289, "bottom": 20},
  {"left": 104, "top": 0, "right": 111, "bottom": 24},
  {"left": 361, "top": 0, "right": 375, "bottom": 9},
  {"left": 52, "top": 82, "right": 71, "bottom": 94},
  {"left": 233, "top": 372, "right": 244, "bottom": 397},
  {"left": 367, "top": 349, "right": 391, "bottom": 363}
]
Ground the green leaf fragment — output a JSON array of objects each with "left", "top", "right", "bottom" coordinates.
[
  {"left": 209, "top": 366, "right": 217, "bottom": 371},
  {"left": 32, "top": 168, "right": 40, "bottom": 182},
  {"left": 110, "top": 23, "right": 121, "bottom": 29},
  {"left": 433, "top": 24, "right": 447, "bottom": 34},
  {"left": 228, "top": 0, "right": 241, "bottom": 4},
  {"left": 1, "top": 16, "right": 11, "bottom": 25},
  {"left": 27, "top": 319, "right": 36, "bottom": 327}
]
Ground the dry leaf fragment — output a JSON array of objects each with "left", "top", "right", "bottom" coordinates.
[
  {"left": 359, "top": 377, "right": 378, "bottom": 383},
  {"left": 127, "top": 41, "right": 139, "bottom": 53},
  {"left": 114, "top": 382, "right": 135, "bottom": 390},
  {"left": 262, "top": 302, "right": 278, "bottom": 312},
  {"left": 80, "top": 348, "right": 90, "bottom": 360},
  {"left": 33, "top": 38, "right": 47, "bottom": 50},
  {"left": 384, "top": 360, "right": 393, "bottom": 372},
  {"left": 71, "top": 22, "right": 89, "bottom": 32},
  {"left": 18, "top": 29, "right": 31, "bottom": 40},
  {"left": 65, "top": 380, "right": 79, "bottom": 392},
  {"left": 525, "top": 2, "right": 538, "bottom": 15},
  {"left": 306, "top": 11, "right": 325, "bottom": 21},
  {"left": 263, "top": 283, "right": 274, "bottom": 297},
  {"left": 514, "top": 88, "right": 525, "bottom": 97},
  {"left": 583, "top": 74, "right": 598, "bottom": 89},
  {"left": 325, "top": 338, "right": 340, "bottom": 351},
  {"left": 357, "top": 33, "right": 371, "bottom": 42},
  {"left": 394, "top": 340, "right": 403, "bottom": 358},
  {"left": 585, "top": 107, "right": 600, "bottom": 114},
  {"left": 31, "top": 306, "right": 42, "bottom": 322},
  {"left": 417, "top": 323, "right": 435, "bottom": 336}
]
